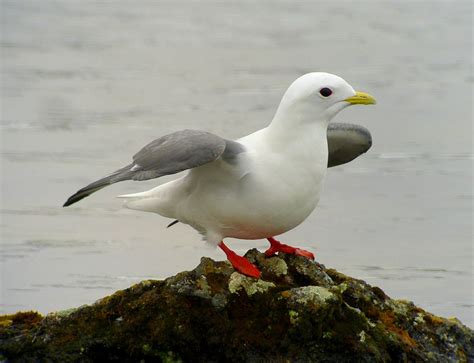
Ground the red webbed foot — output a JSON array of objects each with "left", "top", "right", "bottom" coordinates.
[
  {"left": 219, "top": 242, "right": 261, "bottom": 279},
  {"left": 265, "top": 237, "right": 315, "bottom": 260}
]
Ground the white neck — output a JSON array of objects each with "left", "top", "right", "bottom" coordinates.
[{"left": 264, "top": 100, "right": 329, "bottom": 151}]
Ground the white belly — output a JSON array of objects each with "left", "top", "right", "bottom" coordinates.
[{"left": 174, "top": 147, "right": 327, "bottom": 240}]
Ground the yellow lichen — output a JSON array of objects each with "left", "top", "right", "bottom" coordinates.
[
  {"left": 228, "top": 272, "right": 275, "bottom": 295},
  {"left": 414, "top": 313, "right": 425, "bottom": 326},
  {"left": 0, "top": 318, "right": 12, "bottom": 328},
  {"left": 260, "top": 257, "right": 288, "bottom": 276},
  {"left": 291, "top": 286, "right": 337, "bottom": 305}
]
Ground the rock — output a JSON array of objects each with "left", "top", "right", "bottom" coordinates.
[{"left": 1, "top": 249, "right": 473, "bottom": 362}]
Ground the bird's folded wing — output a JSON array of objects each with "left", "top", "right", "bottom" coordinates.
[
  {"left": 327, "top": 123, "right": 372, "bottom": 167},
  {"left": 63, "top": 129, "right": 240, "bottom": 206},
  {"left": 130, "top": 129, "right": 228, "bottom": 180}
]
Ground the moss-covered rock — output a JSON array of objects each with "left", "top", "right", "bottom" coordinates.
[{"left": 1, "top": 250, "right": 472, "bottom": 362}]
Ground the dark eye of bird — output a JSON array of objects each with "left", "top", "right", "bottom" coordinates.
[{"left": 319, "top": 88, "right": 333, "bottom": 97}]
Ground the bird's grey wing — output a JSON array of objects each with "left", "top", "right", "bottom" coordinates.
[
  {"left": 63, "top": 129, "right": 242, "bottom": 207},
  {"left": 130, "top": 129, "right": 228, "bottom": 180},
  {"left": 327, "top": 123, "right": 372, "bottom": 167}
]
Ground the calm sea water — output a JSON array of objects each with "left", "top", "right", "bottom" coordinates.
[{"left": 1, "top": 1, "right": 472, "bottom": 327}]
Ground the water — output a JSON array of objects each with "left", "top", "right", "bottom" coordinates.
[{"left": 1, "top": 1, "right": 472, "bottom": 327}]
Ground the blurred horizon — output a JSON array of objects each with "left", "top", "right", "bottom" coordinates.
[{"left": 1, "top": 0, "right": 472, "bottom": 327}]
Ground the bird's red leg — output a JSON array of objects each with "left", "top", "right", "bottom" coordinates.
[
  {"left": 265, "top": 237, "right": 315, "bottom": 260},
  {"left": 218, "top": 241, "right": 261, "bottom": 279}
]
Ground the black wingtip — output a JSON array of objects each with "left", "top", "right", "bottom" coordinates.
[
  {"left": 62, "top": 174, "right": 119, "bottom": 208},
  {"left": 167, "top": 220, "right": 180, "bottom": 228},
  {"left": 63, "top": 193, "right": 83, "bottom": 207},
  {"left": 63, "top": 200, "right": 73, "bottom": 207}
]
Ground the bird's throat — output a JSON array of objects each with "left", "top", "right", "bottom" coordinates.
[{"left": 265, "top": 116, "right": 329, "bottom": 158}]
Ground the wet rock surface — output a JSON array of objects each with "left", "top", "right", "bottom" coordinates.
[{"left": 1, "top": 250, "right": 473, "bottom": 362}]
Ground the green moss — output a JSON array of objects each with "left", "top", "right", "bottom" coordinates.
[{"left": 288, "top": 310, "right": 299, "bottom": 325}]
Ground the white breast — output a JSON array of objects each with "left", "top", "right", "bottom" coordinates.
[{"left": 170, "top": 124, "right": 329, "bottom": 240}]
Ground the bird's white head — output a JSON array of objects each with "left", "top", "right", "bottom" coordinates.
[{"left": 272, "top": 72, "right": 376, "bottom": 127}]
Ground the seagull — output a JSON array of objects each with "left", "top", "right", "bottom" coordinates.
[{"left": 64, "top": 72, "right": 376, "bottom": 278}]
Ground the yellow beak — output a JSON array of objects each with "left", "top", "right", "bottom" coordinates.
[{"left": 344, "top": 91, "right": 376, "bottom": 105}]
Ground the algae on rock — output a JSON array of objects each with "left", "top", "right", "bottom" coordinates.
[{"left": 1, "top": 250, "right": 473, "bottom": 362}]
